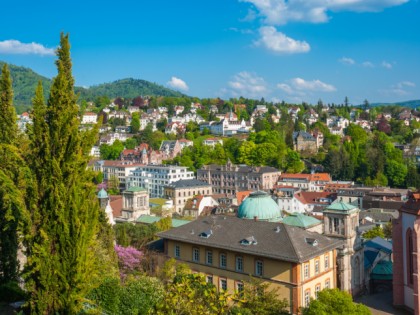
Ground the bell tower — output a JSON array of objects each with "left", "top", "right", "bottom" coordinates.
[{"left": 323, "top": 202, "right": 364, "bottom": 296}]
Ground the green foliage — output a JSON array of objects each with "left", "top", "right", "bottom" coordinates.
[
  {"left": 130, "top": 112, "right": 140, "bottom": 134},
  {"left": 0, "top": 61, "right": 51, "bottom": 113},
  {"left": 363, "top": 225, "right": 385, "bottom": 240},
  {"left": 114, "top": 223, "right": 159, "bottom": 249},
  {"left": 286, "top": 150, "right": 305, "bottom": 173},
  {"left": 155, "top": 216, "right": 172, "bottom": 231},
  {"left": 100, "top": 140, "right": 125, "bottom": 160},
  {"left": 87, "top": 275, "right": 164, "bottom": 315},
  {"left": 0, "top": 281, "right": 28, "bottom": 303},
  {"left": 231, "top": 278, "right": 289, "bottom": 315},
  {"left": 156, "top": 272, "right": 231, "bottom": 315},
  {"left": 0, "top": 65, "right": 32, "bottom": 284},
  {"left": 79, "top": 78, "right": 185, "bottom": 101},
  {"left": 0, "top": 64, "right": 18, "bottom": 143},
  {"left": 124, "top": 137, "right": 138, "bottom": 149},
  {"left": 23, "top": 33, "right": 115, "bottom": 314},
  {"left": 383, "top": 221, "right": 392, "bottom": 239},
  {"left": 302, "top": 289, "right": 371, "bottom": 315}
]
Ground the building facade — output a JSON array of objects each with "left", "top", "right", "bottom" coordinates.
[
  {"left": 120, "top": 186, "right": 150, "bottom": 220},
  {"left": 126, "top": 165, "right": 194, "bottom": 198},
  {"left": 158, "top": 216, "right": 340, "bottom": 314},
  {"left": 323, "top": 202, "right": 364, "bottom": 296},
  {"left": 197, "top": 160, "right": 280, "bottom": 194},
  {"left": 163, "top": 179, "right": 213, "bottom": 213},
  {"left": 393, "top": 193, "right": 420, "bottom": 313}
]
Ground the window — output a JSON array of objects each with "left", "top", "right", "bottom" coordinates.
[
  {"left": 236, "top": 256, "right": 243, "bottom": 272},
  {"left": 407, "top": 228, "right": 414, "bottom": 285},
  {"left": 220, "top": 278, "right": 227, "bottom": 291},
  {"left": 315, "top": 259, "right": 320, "bottom": 275},
  {"left": 206, "top": 250, "right": 213, "bottom": 265},
  {"left": 325, "top": 279, "right": 330, "bottom": 289},
  {"left": 192, "top": 248, "right": 200, "bottom": 262},
  {"left": 315, "top": 284, "right": 321, "bottom": 298},
  {"left": 304, "top": 263, "right": 310, "bottom": 279},
  {"left": 304, "top": 289, "right": 311, "bottom": 307},
  {"left": 220, "top": 253, "right": 227, "bottom": 268},
  {"left": 236, "top": 282, "right": 244, "bottom": 293},
  {"left": 175, "top": 245, "right": 180, "bottom": 258},
  {"left": 255, "top": 260, "right": 263, "bottom": 276},
  {"left": 324, "top": 255, "right": 329, "bottom": 269},
  {"left": 206, "top": 275, "right": 213, "bottom": 284}
]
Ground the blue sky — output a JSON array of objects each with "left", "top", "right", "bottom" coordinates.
[{"left": 0, "top": 0, "right": 419, "bottom": 105}]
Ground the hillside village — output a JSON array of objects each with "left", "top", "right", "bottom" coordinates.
[{"left": 13, "top": 95, "right": 420, "bottom": 313}]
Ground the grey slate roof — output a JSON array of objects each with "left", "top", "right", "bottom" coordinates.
[
  {"left": 158, "top": 216, "right": 341, "bottom": 263},
  {"left": 165, "top": 179, "right": 211, "bottom": 189},
  {"left": 293, "top": 131, "right": 315, "bottom": 141}
]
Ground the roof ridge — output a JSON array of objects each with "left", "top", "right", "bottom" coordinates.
[{"left": 282, "top": 224, "right": 300, "bottom": 261}]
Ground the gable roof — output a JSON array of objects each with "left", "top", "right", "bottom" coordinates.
[{"left": 158, "top": 216, "right": 341, "bottom": 263}]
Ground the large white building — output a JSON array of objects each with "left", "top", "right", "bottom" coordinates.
[{"left": 126, "top": 165, "right": 194, "bottom": 198}]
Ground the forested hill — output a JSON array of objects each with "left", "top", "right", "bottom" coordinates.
[
  {"left": 0, "top": 61, "right": 185, "bottom": 113},
  {"left": 77, "top": 78, "right": 185, "bottom": 100},
  {"left": 0, "top": 61, "right": 52, "bottom": 113}
]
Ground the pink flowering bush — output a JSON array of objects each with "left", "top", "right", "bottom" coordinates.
[{"left": 114, "top": 245, "right": 143, "bottom": 279}]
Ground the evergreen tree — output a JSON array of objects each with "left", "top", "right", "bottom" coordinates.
[
  {"left": 0, "top": 64, "right": 18, "bottom": 144},
  {"left": 0, "top": 63, "right": 31, "bottom": 283},
  {"left": 24, "top": 33, "right": 105, "bottom": 314}
]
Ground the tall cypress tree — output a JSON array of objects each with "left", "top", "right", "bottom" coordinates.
[
  {"left": 0, "top": 63, "right": 26, "bottom": 283},
  {"left": 25, "top": 33, "right": 102, "bottom": 314},
  {"left": 0, "top": 64, "right": 18, "bottom": 144}
]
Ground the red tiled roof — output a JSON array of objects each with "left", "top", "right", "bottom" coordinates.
[{"left": 110, "top": 195, "right": 123, "bottom": 217}]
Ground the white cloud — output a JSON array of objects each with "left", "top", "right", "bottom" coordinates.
[
  {"left": 362, "top": 61, "right": 375, "bottom": 68},
  {"left": 0, "top": 39, "right": 55, "bottom": 56},
  {"left": 228, "top": 27, "right": 254, "bottom": 34},
  {"left": 396, "top": 81, "right": 416, "bottom": 89},
  {"left": 277, "top": 77, "right": 336, "bottom": 98},
  {"left": 339, "top": 57, "right": 355, "bottom": 65},
  {"left": 381, "top": 81, "right": 416, "bottom": 96},
  {"left": 381, "top": 61, "right": 393, "bottom": 69},
  {"left": 254, "top": 26, "right": 310, "bottom": 54},
  {"left": 226, "top": 71, "right": 268, "bottom": 98},
  {"left": 240, "top": 0, "right": 408, "bottom": 25},
  {"left": 291, "top": 77, "right": 336, "bottom": 92},
  {"left": 167, "top": 76, "right": 189, "bottom": 91}
]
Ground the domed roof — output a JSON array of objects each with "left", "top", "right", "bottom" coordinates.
[
  {"left": 237, "top": 191, "right": 281, "bottom": 221},
  {"left": 97, "top": 188, "right": 108, "bottom": 199}
]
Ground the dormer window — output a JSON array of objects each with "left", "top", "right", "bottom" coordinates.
[
  {"left": 305, "top": 238, "right": 318, "bottom": 246},
  {"left": 240, "top": 236, "right": 258, "bottom": 246},
  {"left": 199, "top": 229, "right": 213, "bottom": 238}
]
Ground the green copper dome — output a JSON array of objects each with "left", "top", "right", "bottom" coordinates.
[
  {"left": 97, "top": 188, "right": 108, "bottom": 199},
  {"left": 237, "top": 191, "right": 281, "bottom": 221}
]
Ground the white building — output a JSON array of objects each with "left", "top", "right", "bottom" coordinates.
[
  {"left": 81, "top": 112, "right": 98, "bottom": 124},
  {"left": 92, "top": 160, "right": 144, "bottom": 189},
  {"left": 126, "top": 165, "right": 195, "bottom": 198}
]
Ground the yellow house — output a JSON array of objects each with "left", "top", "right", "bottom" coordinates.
[{"left": 158, "top": 215, "right": 341, "bottom": 314}]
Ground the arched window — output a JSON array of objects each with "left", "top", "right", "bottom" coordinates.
[{"left": 407, "top": 228, "right": 414, "bottom": 285}]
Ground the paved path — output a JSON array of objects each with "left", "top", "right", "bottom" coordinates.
[{"left": 355, "top": 291, "right": 412, "bottom": 315}]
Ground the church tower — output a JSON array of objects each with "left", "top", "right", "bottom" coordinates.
[
  {"left": 97, "top": 188, "right": 109, "bottom": 209},
  {"left": 323, "top": 202, "right": 364, "bottom": 296}
]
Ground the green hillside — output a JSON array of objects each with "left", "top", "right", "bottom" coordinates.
[
  {"left": 0, "top": 61, "right": 52, "bottom": 113},
  {"left": 78, "top": 78, "right": 185, "bottom": 100},
  {"left": 0, "top": 61, "right": 185, "bottom": 113}
]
